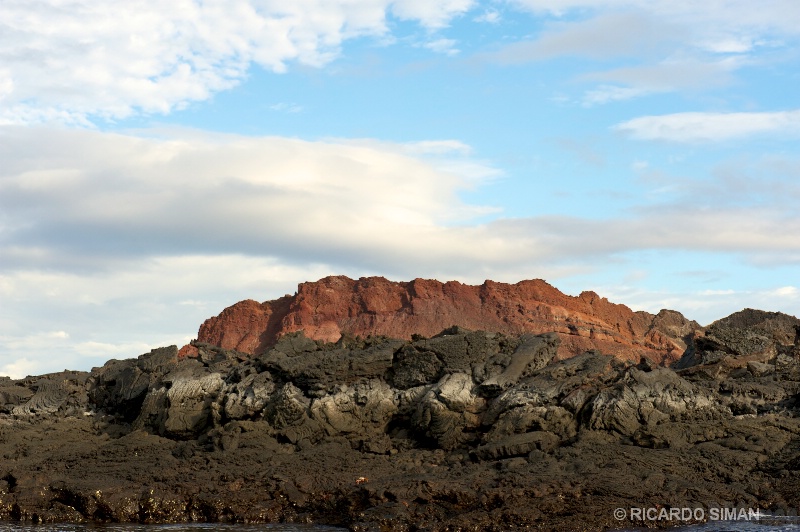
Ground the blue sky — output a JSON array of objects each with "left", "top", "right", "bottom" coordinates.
[{"left": 2, "top": 0, "right": 800, "bottom": 378}]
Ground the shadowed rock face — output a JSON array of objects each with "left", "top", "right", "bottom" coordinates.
[
  {"left": 182, "top": 276, "right": 703, "bottom": 365},
  {"left": 1, "top": 313, "right": 800, "bottom": 531}
]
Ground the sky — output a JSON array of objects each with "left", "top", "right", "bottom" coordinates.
[{"left": 1, "top": 0, "right": 800, "bottom": 378}]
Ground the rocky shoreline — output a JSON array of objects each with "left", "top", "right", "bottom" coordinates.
[{"left": 2, "top": 309, "right": 800, "bottom": 531}]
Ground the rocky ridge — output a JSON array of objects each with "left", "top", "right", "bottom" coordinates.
[
  {"left": 180, "top": 276, "right": 703, "bottom": 366},
  {"left": 1, "top": 303, "right": 800, "bottom": 530}
]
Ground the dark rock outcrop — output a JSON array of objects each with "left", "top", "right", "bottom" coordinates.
[{"left": 1, "top": 306, "right": 799, "bottom": 530}]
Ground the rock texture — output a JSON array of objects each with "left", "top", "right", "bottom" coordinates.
[
  {"left": 2, "top": 309, "right": 800, "bottom": 531},
  {"left": 183, "top": 276, "right": 702, "bottom": 365}
]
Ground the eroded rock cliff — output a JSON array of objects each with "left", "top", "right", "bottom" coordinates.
[{"left": 182, "top": 276, "right": 702, "bottom": 365}]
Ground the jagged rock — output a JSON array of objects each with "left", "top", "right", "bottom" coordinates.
[
  {"left": 0, "top": 381, "right": 34, "bottom": 411},
  {"left": 479, "top": 332, "right": 559, "bottom": 396},
  {"left": 713, "top": 309, "right": 800, "bottom": 346},
  {"left": 389, "top": 344, "right": 444, "bottom": 389},
  {"left": 526, "top": 350, "right": 625, "bottom": 414},
  {"left": 675, "top": 310, "right": 800, "bottom": 372},
  {"left": 190, "top": 342, "right": 250, "bottom": 371},
  {"left": 586, "top": 366, "right": 720, "bottom": 436},
  {"left": 471, "top": 431, "right": 560, "bottom": 460},
  {"left": 486, "top": 403, "right": 576, "bottom": 441},
  {"left": 11, "top": 379, "right": 68, "bottom": 416},
  {"left": 719, "top": 380, "right": 788, "bottom": 412},
  {"left": 265, "top": 382, "right": 323, "bottom": 445},
  {"left": 259, "top": 334, "right": 401, "bottom": 393},
  {"left": 675, "top": 327, "right": 784, "bottom": 381},
  {"left": 420, "top": 328, "right": 491, "bottom": 373},
  {"left": 89, "top": 346, "right": 178, "bottom": 422},
  {"left": 132, "top": 386, "right": 169, "bottom": 432},
  {"left": 412, "top": 373, "right": 484, "bottom": 450},
  {"left": 310, "top": 379, "right": 397, "bottom": 450},
  {"left": 221, "top": 370, "right": 275, "bottom": 421},
  {"left": 703, "top": 325, "right": 776, "bottom": 358},
  {"left": 647, "top": 309, "right": 704, "bottom": 352},
  {"left": 747, "top": 361, "right": 774, "bottom": 377},
  {"left": 776, "top": 353, "right": 800, "bottom": 380},
  {"left": 162, "top": 372, "right": 225, "bottom": 438},
  {"left": 9, "top": 372, "right": 89, "bottom": 417}
]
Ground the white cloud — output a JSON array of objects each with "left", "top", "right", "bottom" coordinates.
[
  {"left": 774, "top": 286, "right": 799, "bottom": 298},
  {"left": 484, "top": 11, "right": 678, "bottom": 63},
  {"left": 1, "top": 330, "right": 71, "bottom": 351},
  {"left": 0, "top": 0, "right": 474, "bottom": 125},
  {"left": 701, "top": 37, "right": 758, "bottom": 54},
  {"left": 474, "top": 9, "right": 501, "bottom": 24},
  {"left": 615, "top": 110, "right": 800, "bottom": 142},
  {"left": 392, "top": 0, "right": 475, "bottom": 29},
  {"left": 699, "top": 289, "right": 736, "bottom": 296},
  {"left": 73, "top": 341, "right": 161, "bottom": 360},
  {"left": 511, "top": 0, "right": 800, "bottom": 49},
  {"left": 581, "top": 57, "right": 739, "bottom": 95},
  {"left": 486, "top": 1, "right": 800, "bottom": 100},
  {"left": 270, "top": 102, "right": 304, "bottom": 113},
  {"left": 0, "top": 330, "right": 72, "bottom": 378},
  {"left": 0, "top": 126, "right": 505, "bottom": 267},
  {"left": 581, "top": 85, "right": 655, "bottom": 106},
  {"left": 510, "top": 0, "right": 800, "bottom": 40},
  {"left": 424, "top": 38, "right": 460, "bottom": 56},
  {"left": 0, "top": 358, "right": 42, "bottom": 380}
]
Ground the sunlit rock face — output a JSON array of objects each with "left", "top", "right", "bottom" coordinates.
[{"left": 186, "top": 275, "right": 703, "bottom": 365}]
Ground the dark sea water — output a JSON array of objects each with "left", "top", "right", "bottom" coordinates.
[{"left": 621, "top": 516, "right": 800, "bottom": 532}]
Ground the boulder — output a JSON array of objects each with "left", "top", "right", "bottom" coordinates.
[
  {"left": 586, "top": 366, "right": 720, "bottom": 436},
  {"left": 9, "top": 372, "right": 89, "bottom": 417},
  {"left": 259, "top": 333, "right": 401, "bottom": 393},
  {"left": 412, "top": 373, "right": 484, "bottom": 450},
  {"left": 162, "top": 372, "right": 225, "bottom": 438},
  {"left": 89, "top": 346, "right": 178, "bottom": 422},
  {"left": 471, "top": 431, "right": 560, "bottom": 460},
  {"left": 479, "top": 332, "right": 559, "bottom": 396}
]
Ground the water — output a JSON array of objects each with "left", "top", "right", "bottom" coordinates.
[
  {"left": 677, "top": 525, "right": 800, "bottom": 531},
  {"left": 620, "top": 514, "right": 800, "bottom": 531},
  {"left": 657, "top": 523, "right": 800, "bottom": 532}
]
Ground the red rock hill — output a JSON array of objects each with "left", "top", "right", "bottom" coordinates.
[{"left": 180, "top": 276, "right": 702, "bottom": 365}]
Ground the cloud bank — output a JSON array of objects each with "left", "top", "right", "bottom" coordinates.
[
  {"left": 0, "top": 0, "right": 474, "bottom": 125},
  {"left": 487, "top": 0, "right": 800, "bottom": 102},
  {"left": 4, "top": 127, "right": 798, "bottom": 281}
]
